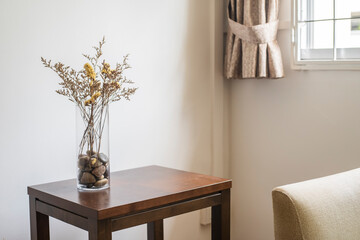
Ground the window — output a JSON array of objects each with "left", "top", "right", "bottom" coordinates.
[{"left": 292, "top": 0, "right": 360, "bottom": 69}]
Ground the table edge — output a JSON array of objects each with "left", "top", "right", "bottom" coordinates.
[{"left": 97, "top": 180, "right": 232, "bottom": 219}]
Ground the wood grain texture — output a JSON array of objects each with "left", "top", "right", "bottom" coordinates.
[
  {"left": 147, "top": 220, "right": 164, "bottom": 240},
  {"left": 30, "top": 197, "right": 50, "bottom": 240},
  {"left": 88, "top": 219, "right": 112, "bottom": 240},
  {"left": 111, "top": 193, "right": 221, "bottom": 231},
  {"left": 211, "top": 189, "right": 231, "bottom": 240},
  {"left": 28, "top": 165, "right": 231, "bottom": 219},
  {"left": 36, "top": 200, "right": 88, "bottom": 231}
]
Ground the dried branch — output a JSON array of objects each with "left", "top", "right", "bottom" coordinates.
[{"left": 41, "top": 38, "right": 137, "bottom": 154}]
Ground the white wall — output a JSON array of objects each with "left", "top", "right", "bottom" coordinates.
[
  {"left": 6, "top": 0, "right": 355, "bottom": 239},
  {"left": 0, "top": 0, "right": 220, "bottom": 239},
  {"left": 230, "top": 1, "right": 360, "bottom": 240}
]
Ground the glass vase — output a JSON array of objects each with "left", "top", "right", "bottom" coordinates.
[{"left": 76, "top": 105, "right": 110, "bottom": 191}]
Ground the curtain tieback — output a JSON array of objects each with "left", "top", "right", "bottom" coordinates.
[{"left": 228, "top": 18, "right": 279, "bottom": 44}]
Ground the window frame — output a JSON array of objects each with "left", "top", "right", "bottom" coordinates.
[{"left": 291, "top": 0, "right": 360, "bottom": 70}]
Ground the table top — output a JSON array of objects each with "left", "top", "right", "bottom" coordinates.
[{"left": 28, "top": 165, "right": 232, "bottom": 220}]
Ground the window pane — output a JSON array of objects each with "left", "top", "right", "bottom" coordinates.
[
  {"left": 335, "top": 0, "right": 360, "bottom": 19},
  {"left": 299, "top": 21, "right": 334, "bottom": 60},
  {"left": 299, "top": 0, "right": 333, "bottom": 21},
  {"left": 335, "top": 19, "right": 360, "bottom": 59}
]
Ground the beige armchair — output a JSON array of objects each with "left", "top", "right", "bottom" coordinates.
[{"left": 272, "top": 168, "right": 360, "bottom": 240}]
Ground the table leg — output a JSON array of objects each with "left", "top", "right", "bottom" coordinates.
[
  {"left": 147, "top": 219, "right": 164, "bottom": 240},
  {"left": 211, "top": 189, "right": 230, "bottom": 240},
  {"left": 88, "top": 219, "right": 112, "bottom": 240},
  {"left": 29, "top": 196, "right": 50, "bottom": 240}
]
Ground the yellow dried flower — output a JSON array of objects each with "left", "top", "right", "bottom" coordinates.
[
  {"left": 84, "top": 99, "right": 93, "bottom": 106},
  {"left": 84, "top": 63, "right": 96, "bottom": 80},
  {"left": 92, "top": 92, "right": 101, "bottom": 100},
  {"left": 101, "top": 63, "right": 111, "bottom": 75},
  {"left": 110, "top": 81, "right": 120, "bottom": 89},
  {"left": 84, "top": 92, "right": 101, "bottom": 106},
  {"left": 104, "top": 63, "right": 110, "bottom": 69}
]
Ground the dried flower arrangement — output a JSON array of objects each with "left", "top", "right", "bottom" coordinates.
[{"left": 41, "top": 37, "right": 137, "bottom": 189}]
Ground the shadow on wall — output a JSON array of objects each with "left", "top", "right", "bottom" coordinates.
[
  {"left": 180, "top": 0, "right": 212, "bottom": 174},
  {"left": 166, "top": 0, "right": 212, "bottom": 239}
]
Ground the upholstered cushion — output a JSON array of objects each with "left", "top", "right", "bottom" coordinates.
[{"left": 272, "top": 168, "right": 360, "bottom": 240}]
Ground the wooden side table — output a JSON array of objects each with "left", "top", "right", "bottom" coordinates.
[{"left": 28, "top": 165, "right": 232, "bottom": 240}]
